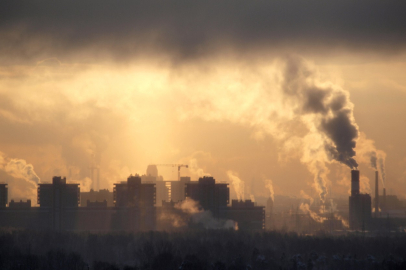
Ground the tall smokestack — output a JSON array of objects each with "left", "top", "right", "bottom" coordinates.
[
  {"left": 351, "top": 169, "right": 360, "bottom": 196},
  {"left": 375, "top": 171, "right": 379, "bottom": 218},
  {"left": 383, "top": 187, "right": 386, "bottom": 213}
]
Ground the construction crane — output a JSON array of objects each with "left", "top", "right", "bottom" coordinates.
[{"left": 153, "top": 164, "right": 189, "bottom": 181}]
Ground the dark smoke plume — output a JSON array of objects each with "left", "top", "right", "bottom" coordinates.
[
  {"left": 282, "top": 57, "right": 358, "bottom": 169},
  {"left": 322, "top": 110, "right": 358, "bottom": 169},
  {"left": 369, "top": 151, "right": 378, "bottom": 170}
]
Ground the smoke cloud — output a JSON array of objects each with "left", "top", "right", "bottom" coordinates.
[
  {"left": 299, "top": 203, "right": 327, "bottom": 223},
  {"left": 0, "top": 151, "right": 40, "bottom": 203},
  {"left": 334, "top": 213, "right": 349, "bottom": 228},
  {"left": 282, "top": 57, "right": 359, "bottom": 169},
  {"left": 356, "top": 132, "right": 387, "bottom": 186},
  {"left": 360, "top": 175, "right": 371, "bottom": 194},
  {"left": 299, "top": 190, "right": 314, "bottom": 206},
  {"left": 175, "top": 198, "right": 236, "bottom": 229},
  {"left": 226, "top": 170, "right": 244, "bottom": 200},
  {"left": 176, "top": 56, "right": 362, "bottom": 202},
  {"left": 379, "top": 156, "right": 386, "bottom": 187},
  {"left": 68, "top": 176, "right": 92, "bottom": 192},
  {"left": 0, "top": 50, "right": 392, "bottom": 201},
  {"left": 265, "top": 179, "right": 274, "bottom": 202}
]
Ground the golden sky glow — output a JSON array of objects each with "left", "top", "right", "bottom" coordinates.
[{"left": 1, "top": 1, "right": 406, "bottom": 205}]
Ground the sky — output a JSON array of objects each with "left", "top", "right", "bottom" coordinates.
[{"left": 0, "top": 1, "right": 406, "bottom": 205}]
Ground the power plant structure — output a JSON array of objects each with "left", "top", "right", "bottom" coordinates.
[{"left": 349, "top": 169, "right": 372, "bottom": 230}]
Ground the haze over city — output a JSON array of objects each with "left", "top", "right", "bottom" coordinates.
[
  {"left": 0, "top": 1, "right": 405, "bottom": 206},
  {"left": 2, "top": 1, "right": 406, "bottom": 269}
]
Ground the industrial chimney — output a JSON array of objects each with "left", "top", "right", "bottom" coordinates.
[
  {"left": 375, "top": 171, "right": 379, "bottom": 218},
  {"left": 351, "top": 169, "right": 360, "bottom": 196},
  {"left": 383, "top": 187, "right": 386, "bottom": 214}
]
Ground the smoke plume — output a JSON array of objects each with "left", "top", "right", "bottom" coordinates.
[
  {"left": 0, "top": 151, "right": 40, "bottom": 203},
  {"left": 180, "top": 56, "right": 361, "bottom": 202},
  {"left": 379, "top": 156, "right": 386, "bottom": 187},
  {"left": 175, "top": 198, "right": 236, "bottom": 229},
  {"left": 68, "top": 177, "right": 92, "bottom": 192},
  {"left": 369, "top": 151, "right": 378, "bottom": 169},
  {"left": 278, "top": 57, "right": 360, "bottom": 202},
  {"left": 334, "top": 213, "right": 349, "bottom": 228},
  {"left": 299, "top": 203, "right": 327, "bottom": 223},
  {"left": 282, "top": 56, "right": 359, "bottom": 169},
  {"left": 299, "top": 190, "right": 314, "bottom": 206},
  {"left": 188, "top": 158, "right": 211, "bottom": 179},
  {"left": 226, "top": 170, "right": 244, "bottom": 200},
  {"left": 265, "top": 179, "right": 275, "bottom": 202},
  {"left": 356, "top": 132, "right": 386, "bottom": 186},
  {"left": 360, "top": 175, "right": 371, "bottom": 194}
]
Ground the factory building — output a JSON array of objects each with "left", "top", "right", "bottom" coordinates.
[
  {"left": 349, "top": 170, "right": 371, "bottom": 230},
  {"left": 185, "top": 176, "right": 229, "bottom": 218}
]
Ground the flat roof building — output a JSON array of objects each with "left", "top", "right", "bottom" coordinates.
[
  {"left": 0, "top": 184, "right": 7, "bottom": 208},
  {"left": 227, "top": 200, "right": 265, "bottom": 230},
  {"left": 9, "top": 199, "right": 31, "bottom": 208},
  {"left": 37, "top": 176, "right": 80, "bottom": 230}
]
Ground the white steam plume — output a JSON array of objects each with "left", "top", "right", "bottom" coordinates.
[
  {"left": 68, "top": 177, "right": 92, "bottom": 192},
  {"left": 226, "top": 170, "right": 244, "bottom": 200},
  {"left": 299, "top": 190, "right": 314, "bottom": 206},
  {"left": 299, "top": 203, "right": 326, "bottom": 223},
  {"left": 265, "top": 179, "right": 274, "bottom": 202},
  {"left": 188, "top": 158, "right": 211, "bottom": 178},
  {"left": 334, "top": 213, "right": 349, "bottom": 228},
  {"left": 356, "top": 132, "right": 387, "bottom": 186},
  {"left": 0, "top": 151, "right": 40, "bottom": 204},
  {"left": 175, "top": 198, "right": 237, "bottom": 229}
]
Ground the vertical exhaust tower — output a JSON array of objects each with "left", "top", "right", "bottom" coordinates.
[
  {"left": 375, "top": 171, "right": 379, "bottom": 218},
  {"left": 351, "top": 169, "right": 360, "bottom": 196},
  {"left": 349, "top": 169, "right": 372, "bottom": 230}
]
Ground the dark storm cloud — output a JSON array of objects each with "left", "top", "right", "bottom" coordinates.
[{"left": 0, "top": 0, "right": 405, "bottom": 63}]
